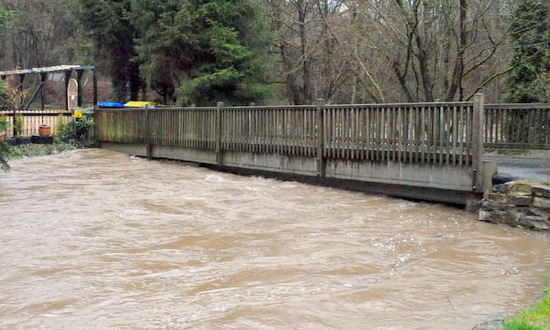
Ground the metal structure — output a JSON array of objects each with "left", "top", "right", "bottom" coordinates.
[{"left": 0, "top": 65, "right": 97, "bottom": 111}]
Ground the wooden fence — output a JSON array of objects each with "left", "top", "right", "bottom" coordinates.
[
  {"left": 96, "top": 96, "right": 487, "bottom": 192},
  {"left": 0, "top": 109, "right": 73, "bottom": 138},
  {"left": 485, "top": 104, "right": 550, "bottom": 150},
  {"left": 97, "top": 102, "right": 483, "bottom": 165},
  {"left": 95, "top": 95, "right": 503, "bottom": 205}
]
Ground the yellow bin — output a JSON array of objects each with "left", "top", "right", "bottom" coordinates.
[{"left": 124, "top": 101, "right": 156, "bottom": 108}]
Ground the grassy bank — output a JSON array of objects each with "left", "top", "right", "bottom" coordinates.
[
  {"left": 7, "top": 141, "right": 80, "bottom": 160},
  {"left": 505, "top": 288, "right": 550, "bottom": 330}
]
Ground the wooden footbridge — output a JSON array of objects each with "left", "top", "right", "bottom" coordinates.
[{"left": 95, "top": 94, "right": 550, "bottom": 206}]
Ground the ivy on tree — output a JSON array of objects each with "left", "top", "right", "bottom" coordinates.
[{"left": 504, "top": 0, "right": 550, "bottom": 103}]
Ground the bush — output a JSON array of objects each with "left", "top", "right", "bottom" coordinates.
[
  {"left": 65, "top": 110, "right": 95, "bottom": 147},
  {"left": 14, "top": 114, "right": 23, "bottom": 137},
  {"left": 0, "top": 114, "right": 7, "bottom": 132},
  {"left": 0, "top": 140, "right": 8, "bottom": 172},
  {"left": 55, "top": 113, "right": 66, "bottom": 137}
]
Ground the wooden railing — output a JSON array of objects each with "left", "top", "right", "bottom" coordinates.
[
  {"left": 321, "top": 103, "right": 479, "bottom": 165},
  {"left": 96, "top": 95, "right": 494, "bottom": 198},
  {"left": 485, "top": 104, "right": 550, "bottom": 150},
  {"left": 96, "top": 99, "right": 484, "bottom": 168},
  {"left": 0, "top": 109, "right": 73, "bottom": 138}
]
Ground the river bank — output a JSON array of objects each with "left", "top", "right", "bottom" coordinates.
[
  {"left": 6, "top": 141, "right": 79, "bottom": 160},
  {"left": 504, "top": 288, "right": 550, "bottom": 329}
]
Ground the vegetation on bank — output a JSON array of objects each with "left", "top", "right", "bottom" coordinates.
[
  {"left": 6, "top": 140, "right": 78, "bottom": 160},
  {"left": 0, "top": 108, "right": 95, "bottom": 172},
  {"left": 505, "top": 288, "right": 550, "bottom": 330}
]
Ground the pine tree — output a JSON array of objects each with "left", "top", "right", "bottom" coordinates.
[
  {"left": 132, "top": 0, "right": 274, "bottom": 106},
  {"left": 503, "top": 0, "right": 550, "bottom": 102},
  {"left": 0, "top": 10, "right": 15, "bottom": 171},
  {"left": 75, "top": 0, "right": 141, "bottom": 102}
]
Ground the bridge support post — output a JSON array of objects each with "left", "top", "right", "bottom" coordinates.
[
  {"left": 472, "top": 93, "right": 485, "bottom": 193},
  {"left": 316, "top": 104, "right": 325, "bottom": 177},
  {"left": 145, "top": 108, "right": 152, "bottom": 159},
  {"left": 216, "top": 102, "right": 224, "bottom": 166}
]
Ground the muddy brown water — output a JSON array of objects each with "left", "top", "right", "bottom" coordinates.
[{"left": 1, "top": 149, "right": 549, "bottom": 329}]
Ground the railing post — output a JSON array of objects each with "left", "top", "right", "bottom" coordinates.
[
  {"left": 472, "top": 93, "right": 485, "bottom": 193},
  {"left": 145, "top": 108, "right": 152, "bottom": 159},
  {"left": 216, "top": 101, "right": 224, "bottom": 166},
  {"left": 316, "top": 103, "right": 325, "bottom": 177},
  {"left": 92, "top": 68, "right": 98, "bottom": 111}
]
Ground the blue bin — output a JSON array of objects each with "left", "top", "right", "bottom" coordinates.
[{"left": 97, "top": 102, "right": 126, "bottom": 108}]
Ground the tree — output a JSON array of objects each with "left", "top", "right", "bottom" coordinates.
[
  {"left": 0, "top": 10, "right": 16, "bottom": 172},
  {"left": 503, "top": 0, "right": 550, "bottom": 102},
  {"left": 132, "top": 0, "right": 275, "bottom": 106},
  {"left": 75, "top": 0, "right": 142, "bottom": 102},
  {"left": 0, "top": 1, "right": 75, "bottom": 70}
]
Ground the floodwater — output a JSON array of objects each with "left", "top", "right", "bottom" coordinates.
[{"left": 1, "top": 149, "right": 549, "bottom": 329}]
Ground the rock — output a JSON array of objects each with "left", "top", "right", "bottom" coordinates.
[
  {"left": 525, "top": 215, "right": 546, "bottom": 222},
  {"left": 488, "top": 192, "right": 511, "bottom": 204},
  {"left": 511, "top": 195, "right": 532, "bottom": 207},
  {"left": 532, "top": 185, "right": 550, "bottom": 198},
  {"left": 479, "top": 210, "right": 493, "bottom": 222},
  {"left": 505, "top": 180, "right": 533, "bottom": 195},
  {"left": 481, "top": 199, "right": 514, "bottom": 211},
  {"left": 472, "top": 319, "right": 505, "bottom": 330},
  {"left": 533, "top": 197, "right": 550, "bottom": 210},
  {"left": 493, "top": 210, "right": 522, "bottom": 227},
  {"left": 527, "top": 207, "right": 550, "bottom": 219},
  {"left": 527, "top": 220, "right": 550, "bottom": 231},
  {"left": 492, "top": 184, "right": 508, "bottom": 193}
]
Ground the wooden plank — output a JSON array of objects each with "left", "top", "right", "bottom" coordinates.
[
  {"left": 439, "top": 106, "right": 444, "bottom": 165},
  {"left": 420, "top": 106, "right": 425, "bottom": 163},
  {"left": 316, "top": 105, "right": 325, "bottom": 177},
  {"left": 452, "top": 106, "right": 458, "bottom": 165},
  {"left": 472, "top": 93, "right": 484, "bottom": 192}
]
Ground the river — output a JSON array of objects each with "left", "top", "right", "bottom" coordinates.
[{"left": 0, "top": 149, "right": 549, "bottom": 329}]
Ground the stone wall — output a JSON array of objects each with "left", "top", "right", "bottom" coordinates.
[{"left": 479, "top": 181, "right": 550, "bottom": 231}]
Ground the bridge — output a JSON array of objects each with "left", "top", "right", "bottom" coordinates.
[{"left": 95, "top": 94, "right": 550, "bottom": 207}]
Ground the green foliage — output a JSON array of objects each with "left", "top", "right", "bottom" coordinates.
[
  {"left": 13, "top": 115, "right": 23, "bottom": 137},
  {"left": 55, "top": 114, "right": 66, "bottom": 137},
  {"left": 505, "top": 288, "right": 550, "bottom": 330},
  {"left": 0, "top": 10, "right": 18, "bottom": 36},
  {"left": 132, "top": 0, "right": 275, "bottom": 106},
  {"left": 0, "top": 114, "right": 7, "bottom": 132},
  {"left": 0, "top": 10, "right": 19, "bottom": 172},
  {"left": 0, "top": 140, "right": 8, "bottom": 172},
  {"left": 65, "top": 115, "right": 95, "bottom": 147},
  {"left": 503, "top": 0, "right": 550, "bottom": 103},
  {"left": 7, "top": 141, "right": 76, "bottom": 160},
  {"left": 74, "top": 0, "right": 141, "bottom": 101}
]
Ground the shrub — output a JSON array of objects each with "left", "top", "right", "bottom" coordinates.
[
  {"left": 65, "top": 111, "right": 95, "bottom": 147},
  {"left": 0, "top": 114, "right": 8, "bottom": 132},
  {"left": 14, "top": 114, "right": 23, "bottom": 137},
  {"left": 55, "top": 114, "right": 66, "bottom": 137}
]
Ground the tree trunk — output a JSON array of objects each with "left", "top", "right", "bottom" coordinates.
[{"left": 298, "top": 0, "right": 312, "bottom": 104}]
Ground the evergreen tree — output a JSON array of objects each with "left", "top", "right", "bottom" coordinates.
[
  {"left": 504, "top": 0, "right": 550, "bottom": 102},
  {"left": 75, "top": 0, "right": 141, "bottom": 102},
  {"left": 0, "top": 10, "right": 15, "bottom": 171},
  {"left": 132, "top": 0, "right": 274, "bottom": 105}
]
